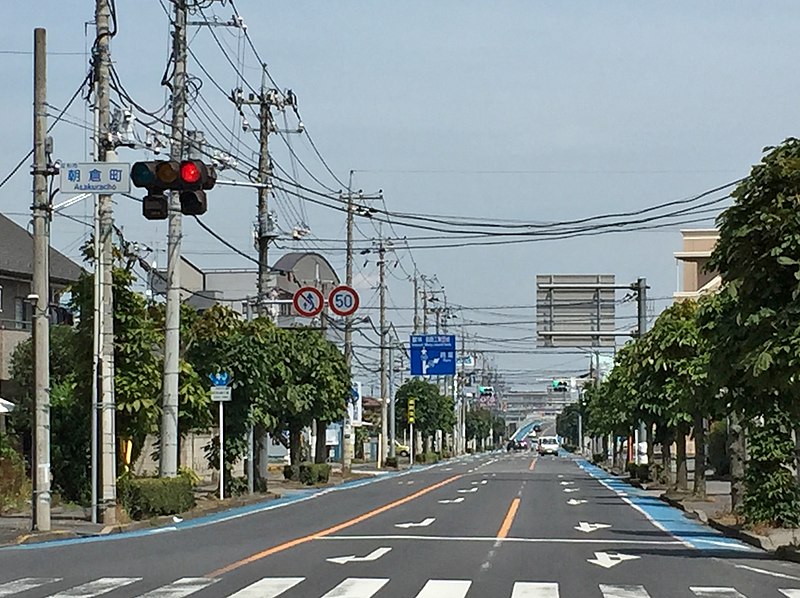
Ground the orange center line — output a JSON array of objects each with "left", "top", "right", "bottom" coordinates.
[
  {"left": 497, "top": 497, "right": 521, "bottom": 539},
  {"left": 207, "top": 474, "right": 463, "bottom": 577},
  {"left": 529, "top": 458, "right": 538, "bottom": 471}
]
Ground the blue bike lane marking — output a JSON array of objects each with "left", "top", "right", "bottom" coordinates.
[
  {"left": 578, "top": 459, "right": 756, "bottom": 553},
  {"left": 2, "top": 459, "right": 461, "bottom": 551}
]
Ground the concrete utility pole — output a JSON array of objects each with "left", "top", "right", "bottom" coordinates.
[
  {"left": 378, "top": 238, "right": 388, "bottom": 465},
  {"left": 31, "top": 27, "right": 51, "bottom": 532},
  {"left": 636, "top": 277, "right": 648, "bottom": 465},
  {"left": 94, "top": 0, "right": 117, "bottom": 522},
  {"left": 255, "top": 68, "right": 274, "bottom": 317},
  {"left": 342, "top": 173, "right": 355, "bottom": 474},
  {"left": 388, "top": 340, "right": 396, "bottom": 459},
  {"left": 161, "top": 0, "right": 188, "bottom": 478},
  {"left": 412, "top": 271, "right": 420, "bottom": 334}
]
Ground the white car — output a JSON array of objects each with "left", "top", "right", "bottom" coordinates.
[{"left": 537, "top": 436, "right": 560, "bottom": 456}]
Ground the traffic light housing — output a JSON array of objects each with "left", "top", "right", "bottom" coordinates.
[
  {"left": 552, "top": 379, "right": 569, "bottom": 392},
  {"left": 131, "top": 160, "right": 217, "bottom": 219}
]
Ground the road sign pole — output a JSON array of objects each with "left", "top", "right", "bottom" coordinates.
[
  {"left": 219, "top": 400, "right": 224, "bottom": 500},
  {"left": 409, "top": 422, "right": 414, "bottom": 466}
]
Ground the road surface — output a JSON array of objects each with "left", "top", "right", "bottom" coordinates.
[{"left": 2, "top": 451, "right": 800, "bottom": 597}]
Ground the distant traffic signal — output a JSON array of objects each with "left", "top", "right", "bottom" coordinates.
[
  {"left": 131, "top": 160, "right": 217, "bottom": 220},
  {"left": 552, "top": 379, "right": 569, "bottom": 392}
]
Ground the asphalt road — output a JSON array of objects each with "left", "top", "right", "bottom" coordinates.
[{"left": 4, "top": 449, "right": 800, "bottom": 597}]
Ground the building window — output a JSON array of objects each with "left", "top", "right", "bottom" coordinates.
[{"left": 14, "top": 297, "right": 23, "bottom": 329}]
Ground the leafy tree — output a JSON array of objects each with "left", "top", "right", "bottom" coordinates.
[
  {"left": 10, "top": 325, "right": 89, "bottom": 503},
  {"left": 465, "top": 408, "right": 492, "bottom": 449},
  {"left": 702, "top": 138, "right": 800, "bottom": 524},
  {"left": 395, "top": 379, "right": 456, "bottom": 450},
  {"left": 556, "top": 403, "right": 582, "bottom": 447}
]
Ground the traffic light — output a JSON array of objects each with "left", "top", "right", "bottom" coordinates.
[
  {"left": 131, "top": 160, "right": 217, "bottom": 220},
  {"left": 552, "top": 379, "right": 569, "bottom": 392},
  {"left": 408, "top": 397, "right": 416, "bottom": 424}
]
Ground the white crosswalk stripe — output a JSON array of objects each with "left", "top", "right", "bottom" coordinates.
[
  {"left": 136, "top": 577, "right": 218, "bottom": 597},
  {"left": 49, "top": 577, "right": 141, "bottom": 597},
  {"left": 599, "top": 585, "right": 651, "bottom": 598},
  {"left": 0, "top": 578, "right": 61, "bottom": 596},
  {"left": 4, "top": 576, "right": 799, "bottom": 597},
  {"left": 226, "top": 577, "right": 305, "bottom": 598},
  {"left": 416, "top": 580, "right": 471, "bottom": 597},
  {"left": 511, "top": 582, "right": 560, "bottom": 597},
  {"left": 320, "top": 577, "right": 389, "bottom": 597}
]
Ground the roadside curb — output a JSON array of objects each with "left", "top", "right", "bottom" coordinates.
[
  {"left": 2, "top": 453, "right": 472, "bottom": 550},
  {"left": 605, "top": 463, "right": 800, "bottom": 563}
]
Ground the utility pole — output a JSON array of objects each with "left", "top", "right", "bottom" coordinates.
[
  {"left": 412, "top": 271, "right": 420, "bottom": 334},
  {"left": 95, "top": 0, "right": 117, "bottom": 522},
  {"left": 342, "top": 172, "right": 355, "bottom": 474},
  {"left": 161, "top": 0, "right": 187, "bottom": 478},
  {"left": 636, "top": 276, "right": 648, "bottom": 465},
  {"left": 421, "top": 277, "right": 429, "bottom": 334},
  {"left": 378, "top": 238, "right": 388, "bottom": 466},
  {"left": 255, "top": 68, "right": 274, "bottom": 316},
  {"left": 388, "top": 339, "right": 396, "bottom": 459},
  {"left": 31, "top": 27, "right": 51, "bottom": 532}
]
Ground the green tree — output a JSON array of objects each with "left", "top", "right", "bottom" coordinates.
[
  {"left": 395, "top": 379, "right": 456, "bottom": 450},
  {"left": 701, "top": 138, "right": 800, "bottom": 524},
  {"left": 465, "top": 408, "right": 492, "bottom": 450}
]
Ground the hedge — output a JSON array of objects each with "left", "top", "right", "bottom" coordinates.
[
  {"left": 284, "top": 462, "right": 331, "bottom": 485},
  {"left": 414, "top": 452, "right": 440, "bottom": 464},
  {"left": 118, "top": 476, "right": 194, "bottom": 520}
]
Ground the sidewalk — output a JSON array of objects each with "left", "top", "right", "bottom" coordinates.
[{"left": 0, "top": 464, "right": 384, "bottom": 547}]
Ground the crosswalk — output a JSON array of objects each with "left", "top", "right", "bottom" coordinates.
[{"left": 0, "top": 577, "right": 797, "bottom": 597}]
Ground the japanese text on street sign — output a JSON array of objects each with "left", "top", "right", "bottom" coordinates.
[
  {"left": 60, "top": 162, "right": 131, "bottom": 193},
  {"left": 409, "top": 335, "right": 457, "bottom": 376},
  {"left": 211, "top": 387, "right": 232, "bottom": 402}
]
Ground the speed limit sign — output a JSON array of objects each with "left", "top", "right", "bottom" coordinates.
[
  {"left": 293, "top": 286, "right": 324, "bottom": 318},
  {"left": 328, "top": 285, "right": 360, "bottom": 317}
]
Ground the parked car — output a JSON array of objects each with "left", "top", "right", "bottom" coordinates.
[
  {"left": 394, "top": 440, "right": 410, "bottom": 457},
  {"left": 537, "top": 436, "right": 560, "bottom": 456}
]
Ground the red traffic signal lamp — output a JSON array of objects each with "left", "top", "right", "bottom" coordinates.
[{"left": 131, "top": 160, "right": 217, "bottom": 219}]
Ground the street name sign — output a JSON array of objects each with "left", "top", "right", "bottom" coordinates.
[
  {"left": 210, "top": 387, "right": 232, "bottom": 402},
  {"left": 60, "top": 162, "right": 131, "bottom": 193},
  {"left": 293, "top": 286, "right": 324, "bottom": 318},
  {"left": 409, "top": 335, "right": 456, "bottom": 376}
]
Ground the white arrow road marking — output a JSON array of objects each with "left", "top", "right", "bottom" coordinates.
[
  {"left": 690, "top": 589, "right": 747, "bottom": 598},
  {"left": 439, "top": 497, "right": 465, "bottom": 504},
  {"left": 780, "top": 591, "right": 800, "bottom": 597},
  {"left": 575, "top": 521, "right": 612, "bottom": 533},
  {"left": 0, "top": 579, "right": 61, "bottom": 597},
  {"left": 395, "top": 518, "right": 436, "bottom": 529},
  {"left": 510, "top": 582, "right": 560, "bottom": 597},
  {"left": 416, "top": 580, "right": 472, "bottom": 598},
  {"left": 563, "top": 488, "right": 580, "bottom": 493},
  {"left": 588, "top": 552, "right": 640, "bottom": 569},
  {"left": 227, "top": 578, "right": 305, "bottom": 598},
  {"left": 138, "top": 578, "right": 218, "bottom": 598},
  {"left": 557, "top": 474, "right": 564, "bottom": 478},
  {"left": 51, "top": 578, "right": 141, "bottom": 597},
  {"left": 566, "top": 499, "right": 587, "bottom": 505},
  {"left": 458, "top": 488, "right": 478, "bottom": 493},
  {"left": 321, "top": 578, "right": 389, "bottom": 598},
  {"left": 560, "top": 481, "right": 574, "bottom": 486},
  {"left": 599, "top": 585, "right": 651, "bottom": 598},
  {"left": 327, "top": 547, "right": 392, "bottom": 565}
]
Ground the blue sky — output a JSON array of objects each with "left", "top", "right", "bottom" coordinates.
[{"left": 2, "top": 1, "right": 798, "bottom": 388}]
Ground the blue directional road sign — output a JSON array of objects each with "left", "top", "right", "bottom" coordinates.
[
  {"left": 410, "top": 335, "right": 457, "bottom": 376},
  {"left": 209, "top": 372, "right": 231, "bottom": 387}
]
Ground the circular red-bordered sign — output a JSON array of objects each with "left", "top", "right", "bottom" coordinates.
[
  {"left": 293, "top": 286, "right": 324, "bottom": 318},
  {"left": 328, "top": 285, "right": 360, "bottom": 317}
]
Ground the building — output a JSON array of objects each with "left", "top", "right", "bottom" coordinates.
[
  {"left": 150, "top": 251, "right": 340, "bottom": 327},
  {"left": 674, "top": 228, "right": 720, "bottom": 301},
  {"left": 0, "top": 213, "right": 83, "bottom": 399}
]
